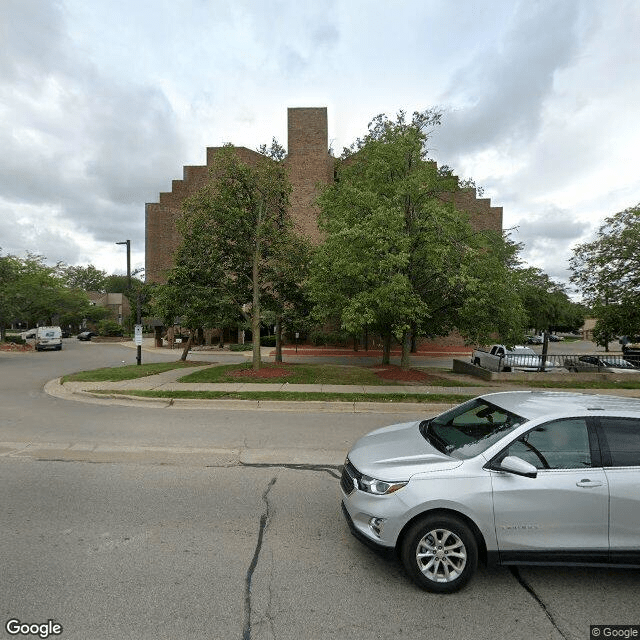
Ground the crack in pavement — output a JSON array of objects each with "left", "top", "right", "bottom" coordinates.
[
  {"left": 243, "top": 477, "right": 277, "bottom": 640},
  {"left": 509, "top": 567, "right": 569, "bottom": 639},
  {"left": 238, "top": 461, "right": 341, "bottom": 480}
]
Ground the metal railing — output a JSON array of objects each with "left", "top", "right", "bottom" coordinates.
[{"left": 488, "top": 352, "right": 640, "bottom": 373}]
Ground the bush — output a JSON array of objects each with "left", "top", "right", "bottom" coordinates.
[
  {"left": 260, "top": 335, "right": 277, "bottom": 347},
  {"left": 97, "top": 319, "right": 124, "bottom": 337},
  {"left": 4, "top": 335, "right": 26, "bottom": 345},
  {"left": 229, "top": 343, "right": 253, "bottom": 351},
  {"left": 307, "top": 328, "right": 351, "bottom": 347}
]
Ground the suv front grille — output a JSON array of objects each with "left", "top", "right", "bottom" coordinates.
[{"left": 341, "top": 458, "right": 362, "bottom": 494}]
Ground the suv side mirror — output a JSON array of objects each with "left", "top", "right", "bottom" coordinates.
[{"left": 494, "top": 455, "right": 538, "bottom": 478}]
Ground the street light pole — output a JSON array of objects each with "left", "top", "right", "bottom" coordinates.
[
  {"left": 115, "top": 240, "right": 131, "bottom": 289},
  {"left": 116, "top": 240, "right": 142, "bottom": 365}
]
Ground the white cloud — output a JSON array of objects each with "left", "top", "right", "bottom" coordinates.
[{"left": 0, "top": 0, "right": 638, "bottom": 283}]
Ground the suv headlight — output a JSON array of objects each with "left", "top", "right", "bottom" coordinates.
[{"left": 359, "top": 474, "right": 407, "bottom": 495}]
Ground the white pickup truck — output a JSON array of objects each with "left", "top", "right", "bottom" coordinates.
[{"left": 472, "top": 344, "right": 545, "bottom": 372}]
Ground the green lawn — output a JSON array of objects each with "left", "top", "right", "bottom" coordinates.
[
  {"left": 62, "top": 361, "right": 207, "bottom": 383},
  {"left": 177, "top": 362, "right": 474, "bottom": 386}
]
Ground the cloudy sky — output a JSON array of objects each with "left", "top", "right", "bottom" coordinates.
[{"left": 2, "top": 0, "right": 639, "bottom": 291}]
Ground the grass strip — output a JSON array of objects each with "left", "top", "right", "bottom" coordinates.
[
  {"left": 62, "top": 360, "right": 208, "bottom": 383},
  {"left": 90, "top": 389, "right": 472, "bottom": 404}
]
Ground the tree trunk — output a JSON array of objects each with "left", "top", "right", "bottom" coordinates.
[
  {"left": 252, "top": 230, "right": 261, "bottom": 371},
  {"left": 382, "top": 332, "right": 392, "bottom": 365},
  {"left": 180, "top": 332, "right": 193, "bottom": 361},
  {"left": 275, "top": 316, "right": 283, "bottom": 363},
  {"left": 400, "top": 329, "right": 411, "bottom": 370}
]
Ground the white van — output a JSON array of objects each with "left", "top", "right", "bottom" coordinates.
[{"left": 35, "top": 326, "right": 63, "bottom": 351}]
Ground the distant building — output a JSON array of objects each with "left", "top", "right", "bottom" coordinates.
[
  {"left": 581, "top": 317, "right": 597, "bottom": 341},
  {"left": 87, "top": 292, "right": 130, "bottom": 325},
  {"left": 145, "top": 107, "right": 503, "bottom": 283}
]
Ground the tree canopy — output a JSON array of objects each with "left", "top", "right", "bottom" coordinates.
[
  {"left": 163, "top": 142, "right": 310, "bottom": 367},
  {"left": 307, "top": 110, "right": 526, "bottom": 365},
  {"left": 0, "top": 252, "right": 107, "bottom": 338},
  {"left": 570, "top": 204, "right": 640, "bottom": 342},
  {"left": 515, "top": 266, "right": 585, "bottom": 334},
  {"left": 62, "top": 264, "right": 108, "bottom": 292}
]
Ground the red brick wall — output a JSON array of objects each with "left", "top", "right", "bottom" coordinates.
[
  {"left": 284, "top": 107, "right": 333, "bottom": 244},
  {"left": 145, "top": 108, "right": 503, "bottom": 284},
  {"left": 145, "top": 147, "right": 263, "bottom": 283}
]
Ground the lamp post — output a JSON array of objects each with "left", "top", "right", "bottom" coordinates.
[
  {"left": 115, "top": 240, "right": 131, "bottom": 289},
  {"left": 116, "top": 240, "right": 142, "bottom": 365}
]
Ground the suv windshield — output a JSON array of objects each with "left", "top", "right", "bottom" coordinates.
[{"left": 420, "top": 398, "right": 526, "bottom": 459}]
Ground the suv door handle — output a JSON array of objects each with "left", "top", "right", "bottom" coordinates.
[{"left": 576, "top": 479, "right": 603, "bottom": 488}]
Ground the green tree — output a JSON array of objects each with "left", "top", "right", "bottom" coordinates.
[
  {"left": 11, "top": 254, "right": 69, "bottom": 327},
  {"left": 174, "top": 141, "right": 307, "bottom": 368},
  {"left": 308, "top": 110, "right": 526, "bottom": 366},
  {"left": 152, "top": 270, "right": 241, "bottom": 361},
  {"left": 104, "top": 273, "right": 143, "bottom": 294},
  {"left": 570, "top": 204, "right": 640, "bottom": 340},
  {"left": 0, "top": 252, "right": 21, "bottom": 340},
  {"left": 63, "top": 264, "right": 108, "bottom": 291},
  {"left": 0, "top": 252, "right": 102, "bottom": 335},
  {"left": 516, "top": 267, "right": 585, "bottom": 334}
]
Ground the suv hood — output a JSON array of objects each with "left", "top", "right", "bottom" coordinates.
[{"left": 347, "top": 420, "right": 461, "bottom": 480}]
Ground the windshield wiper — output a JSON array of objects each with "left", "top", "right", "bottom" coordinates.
[{"left": 419, "top": 420, "right": 448, "bottom": 453}]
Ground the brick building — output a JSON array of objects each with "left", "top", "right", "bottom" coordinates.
[{"left": 145, "top": 107, "right": 503, "bottom": 284}]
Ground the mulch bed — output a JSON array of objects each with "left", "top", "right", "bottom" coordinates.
[
  {"left": 0, "top": 343, "right": 32, "bottom": 352},
  {"left": 229, "top": 365, "right": 293, "bottom": 379}
]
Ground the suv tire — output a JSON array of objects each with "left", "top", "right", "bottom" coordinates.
[{"left": 401, "top": 514, "right": 478, "bottom": 593}]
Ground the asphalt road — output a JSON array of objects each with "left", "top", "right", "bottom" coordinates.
[{"left": 1, "top": 339, "right": 639, "bottom": 640}]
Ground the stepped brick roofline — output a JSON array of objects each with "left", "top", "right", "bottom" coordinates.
[{"left": 145, "top": 107, "right": 501, "bottom": 284}]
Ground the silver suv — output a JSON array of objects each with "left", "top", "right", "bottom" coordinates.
[{"left": 340, "top": 391, "right": 640, "bottom": 592}]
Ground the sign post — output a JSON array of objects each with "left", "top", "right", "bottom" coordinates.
[{"left": 134, "top": 324, "right": 143, "bottom": 365}]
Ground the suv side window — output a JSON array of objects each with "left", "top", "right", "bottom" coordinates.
[
  {"left": 597, "top": 418, "right": 640, "bottom": 467},
  {"left": 505, "top": 418, "right": 592, "bottom": 469}
]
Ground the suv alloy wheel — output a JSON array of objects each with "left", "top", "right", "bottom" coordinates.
[{"left": 401, "top": 514, "right": 478, "bottom": 593}]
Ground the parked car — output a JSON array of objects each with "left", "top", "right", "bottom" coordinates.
[
  {"left": 472, "top": 344, "right": 556, "bottom": 372},
  {"left": 341, "top": 391, "right": 640, "bottom": 592},
  {"left": 76, "top": 331, "right": 96, "bottom": 341},
  {"left": 620, "top": 336, "right": 640, "bottom": 366},
  {"left": 35, "top": 326, "right": 62, "bottom": 351},
  {"left": 20, "top": 329, "right": 36, "bottom": 340},
  {"left": 525, "top": 335, "right": 543, "bottom": 345},
  {"left": 564, "top": 355, "right": 640, "bottom": 373}
]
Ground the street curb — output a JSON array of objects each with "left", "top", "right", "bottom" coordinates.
[
  {"left": 44, "top": 378, "right": 454, "bottom": 414},
  {"left": 0, "top": 440, "right": 346, "bottom": 467}
]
